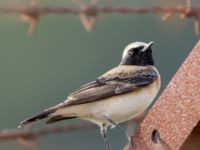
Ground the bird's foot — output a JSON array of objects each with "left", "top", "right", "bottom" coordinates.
[{"left": 127, "top": 136, "right": 133, "bottom": 150}]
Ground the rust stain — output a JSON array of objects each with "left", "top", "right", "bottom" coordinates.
[
  {"left": 125, "top": 41, "right": 200, "bottom": 150},
  {"left": 180, "top": 121, "right": 200, "bottom": 150}
]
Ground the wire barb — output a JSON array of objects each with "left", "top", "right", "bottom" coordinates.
[{"left": 73, "top": 0, "right": 98, "bottom": 32}]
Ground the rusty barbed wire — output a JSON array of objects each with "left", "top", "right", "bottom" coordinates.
[
  {"left": 0, "top": 124, "right": 96, "bottom": 140},
  {"left": 0, "top": 123, "right": 96, "bottom": 150},
  {"left": 1, "top": 5, "right": 200, "bottom": 16},
  {"left": 0, "top": 4, "right": 200, "bottom": 34}
]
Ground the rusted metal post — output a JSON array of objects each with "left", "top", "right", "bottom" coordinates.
[
  {"left": 180, "top": 121, "right": 200, "bottom": 150},
  {"left": 124, "top": 40, "right": 200, "bottom": 150}
]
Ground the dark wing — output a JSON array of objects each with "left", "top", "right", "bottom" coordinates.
[
  {"left": 69, "top": 79, "right": 104, "bottom": 95},
  {"left": 65, "top": 67, "right": 158, "bottom": 106}
]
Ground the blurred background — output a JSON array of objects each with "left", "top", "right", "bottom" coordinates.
[{"left": 0, "top": 0, "right": 199, "bottom": 150}]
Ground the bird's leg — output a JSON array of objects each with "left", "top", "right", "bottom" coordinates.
[
  {"left": 100, "top": 124, "right": 112, "bottom": 150},
  {"left": 103, "top": 115, "right": 132, "bottom": 150}
]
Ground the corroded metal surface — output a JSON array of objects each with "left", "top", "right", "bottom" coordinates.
[
  {"left": 125, "top": 41, "right": 200, "bottom": 150},
  {"left": 180, "top": 121, "right": 200, "bottom": 150}
]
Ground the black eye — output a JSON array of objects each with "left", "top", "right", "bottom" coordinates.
[
  {"left": 128, "top": 50, "right": 133, "bottom": 55},
  {"left": 128, "top": 46, "right": 145, "bottom": 56}
]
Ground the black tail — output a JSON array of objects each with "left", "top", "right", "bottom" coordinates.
[
  {"left": 18, "top": 109, "right": 55, "bottom": 128},
  {"left": 18, "top": 102, "right": 65, "bottom": 128},
  {"left": 46, "top": 116, "right": 76, "bottom": 124}
]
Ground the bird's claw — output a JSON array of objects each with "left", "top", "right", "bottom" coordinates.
[{"left": 127, "top": 136, "right": 133, "bottom": 150}]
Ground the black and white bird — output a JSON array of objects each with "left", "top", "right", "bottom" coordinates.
[{"left": 19, "top": 41, "right": 161, "bottom": 150}]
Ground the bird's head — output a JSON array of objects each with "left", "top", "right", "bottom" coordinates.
[{"left": 120, "top": 41, "right": 154, "bottom": 66}]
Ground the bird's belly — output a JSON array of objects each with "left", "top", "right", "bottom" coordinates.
[{"left": 83, "top": 82, "right": 159, "bottom": 125}]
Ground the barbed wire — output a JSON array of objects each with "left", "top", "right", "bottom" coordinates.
[
  {"left": 0, "top": 123, "right": 96, "bottom": 150},
  {"left": 1, "top": 5, "right": 200, "bottom": 15},
  {"left": 0, "top": 2, "right": 199, "bottom": 34}
]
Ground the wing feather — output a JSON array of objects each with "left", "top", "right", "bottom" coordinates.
[{"left": 65, "top": 66, "right": 158, "bottom": 106}]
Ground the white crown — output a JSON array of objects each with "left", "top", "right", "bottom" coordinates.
[{"left": 122, "top": 42, "right": 149, "bottom": 59}]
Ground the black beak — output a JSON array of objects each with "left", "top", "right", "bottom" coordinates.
[{"left": 141, "top": 41, "right": 154, "bottom": 52}]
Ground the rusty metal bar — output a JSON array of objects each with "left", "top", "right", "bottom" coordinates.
[
  {"left": 124, "top": 40, "right": 200, "bottom": 150},
  {"left": 180, "top": 121, "right": 200, "bottom": 150}
]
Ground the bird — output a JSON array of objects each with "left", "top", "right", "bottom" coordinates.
[{"left": 19, "top": 41, "right": 161, "bottom": 150}]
